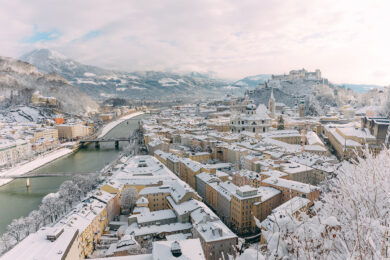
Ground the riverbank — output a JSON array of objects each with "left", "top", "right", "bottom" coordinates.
[
  {"left": 98, "top": 111, "right": 144, "bottom": 138},
  {"left": 0, "top": 112, "right": 144, "bottom": 187},
  {"left": 0, "top": 113, "right": 149, "bottom": 236},
  {"left": 0, "top": 148, "right": 73, "bottom": 187}
]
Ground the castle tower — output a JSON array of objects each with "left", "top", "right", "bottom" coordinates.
[
  {"left": 315, "top": 69, "right": 321, "bottom": 80},
  {"left": 268, "top": 88, "right": 276, "bottom": 118},
  {"left": 299, "top": 99, "right": 305, "bottom": 118},
  {"left": 244, "top": 94, "right": 250, "bottom": 105}
]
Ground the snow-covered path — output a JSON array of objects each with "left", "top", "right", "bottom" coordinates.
[
  {"left": 0, "top": 148, "right": 73, "bottom": 187},
  {"left": 98, "top": 111, "right": 144, "bottom": 138}
]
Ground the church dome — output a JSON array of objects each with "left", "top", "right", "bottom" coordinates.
[{"left": 246, "top": 104, "right": 257, "bottom": 110}]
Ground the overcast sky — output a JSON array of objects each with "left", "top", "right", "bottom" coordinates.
[{"left": 1, "top": 0, "right": 389, "bottom": 85}]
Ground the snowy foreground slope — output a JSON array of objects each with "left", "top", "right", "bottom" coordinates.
[{"left": 260, "top": 148, "right": 390, "bottom": 259}]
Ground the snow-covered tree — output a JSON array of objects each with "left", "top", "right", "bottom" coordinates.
[
  {"left": 41, "top": 193, "right": 59, "bottom": 223},
  {"left": 261, "top": 148, "right": 390, "bottom": 259},
  {"left": 59, "top": 180, "right": 82, "bottom": 209},
  {"left": 27, "top": 210, "right": 44, "bottom": 232},
  {"left": 1, "top": 173, "right": 101, "bottom": 256},
  {"left": 120, "top": 187, "right": 138, "bottom": 213},
  {"left": 7, "top": 218, "right": 27, "bottom": 242},
  {"left": 0, "top": 233, "right": 12, "bottom": 253},
  {"left": 71, "top": 175, "right": 91, "bottom": 195},
  {"left": 71, "top": 173, "right": 99, "bottom": 196}
]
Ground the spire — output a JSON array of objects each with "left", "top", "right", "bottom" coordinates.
[{"left": 269, "top": 88, "right": 276, "bottom": 118}]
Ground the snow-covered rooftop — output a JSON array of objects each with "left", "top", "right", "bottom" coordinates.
[
  {"left": 262, "top": 177, "right": 318, "bottom": 194},
  {"left": 152, "top": 239, "right": 205, "bottom": 260},
  {"left": 1, "top": 227, "right": 78, "bottom": 260}
]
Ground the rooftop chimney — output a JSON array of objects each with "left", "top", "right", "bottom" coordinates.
[{"left": 171, "top": 241, "right": 182, "bottom": 257}]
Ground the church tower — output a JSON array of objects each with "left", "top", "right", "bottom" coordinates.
[
  {"left": 299, "top": 99, "right": 305, "bottom": 118},
  {"left": 268, "top": 88, "right": 276, "bottom": 118}
]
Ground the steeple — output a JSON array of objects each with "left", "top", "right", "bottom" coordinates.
[{"left": 269, "top": 88, "right": 276, "bottom": 118}]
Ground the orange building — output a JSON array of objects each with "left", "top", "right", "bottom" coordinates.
[{"left": 54, "top": 117, "right": 64, "bottom": 124}]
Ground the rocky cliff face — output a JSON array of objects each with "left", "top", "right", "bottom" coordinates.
[{"left": 0, "top": 56, "right": 99, "bottom": 115}]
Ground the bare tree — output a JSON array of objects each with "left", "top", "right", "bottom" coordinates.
[{"left": 120, "top": 187, "right": 138, "bottom": 214}]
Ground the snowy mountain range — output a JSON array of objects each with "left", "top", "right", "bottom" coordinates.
[
  {"left": 17, "top": 49, "right": 386, "bottom": 111},
  {"left": 21, "top": 49, "right": 232, "bottom": 100}
]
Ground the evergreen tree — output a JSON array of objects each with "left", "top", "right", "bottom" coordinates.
[{"left": 277, "top": 115, "right": 285, "bottom": 130}]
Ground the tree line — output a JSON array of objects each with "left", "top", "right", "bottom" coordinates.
[{"left": 0, "top": 173, "right": 100, "bottom": 255}]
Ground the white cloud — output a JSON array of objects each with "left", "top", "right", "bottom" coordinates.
[{"left": 1, "top": 0, "right": 390, "bottom": 85}]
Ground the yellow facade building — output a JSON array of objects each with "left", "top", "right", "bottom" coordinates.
[{"left": 230, "top": 185, "right": 281, "bottom": 235}]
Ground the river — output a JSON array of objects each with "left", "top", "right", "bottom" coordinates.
[{"left": 0, "top": 114, "right": 148, "bottom": 234}]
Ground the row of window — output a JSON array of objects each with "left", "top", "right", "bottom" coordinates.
[{"left": 234, "top": 120, "right": 267, "bottom": 125}]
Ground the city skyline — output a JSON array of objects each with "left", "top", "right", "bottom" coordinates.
[{"left": 0, "top": 0, "right": 389, "bottom": 85}]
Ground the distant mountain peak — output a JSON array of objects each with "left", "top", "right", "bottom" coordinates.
[{"left": 21, "top": 48, "right": 68, "bottom": 60}]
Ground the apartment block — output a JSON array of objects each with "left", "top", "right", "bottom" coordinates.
[{"left": 230, "top": 185, "right": 281, "bottom": 235}]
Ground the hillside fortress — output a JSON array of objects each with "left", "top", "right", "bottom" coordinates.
[
  {"left": 271, "top": 68, "right": 321, "bottom": 81},
  {"left": 246, "top": 69, "right": 329, "bottom": 115}
]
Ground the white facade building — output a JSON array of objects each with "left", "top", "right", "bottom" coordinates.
[
  {"left": 230, "top": 104, "right": 272, "bottom": 133},
  {"left": 0, "top": 139, "right": 32, "bottom": 167}
]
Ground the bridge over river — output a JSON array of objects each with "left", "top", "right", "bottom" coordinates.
[
  {"left": 0, "top": 172, "right": 98, "bottom": 179},
  {"left": 0, "top": 113, "right": 149, "bottom": 234},
  {"left": 80, "top": 137, "right": 133, "bottom": 148}
]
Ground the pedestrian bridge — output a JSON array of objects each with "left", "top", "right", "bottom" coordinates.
[
  {"left": 0, "top": 172, "right": 98, "bottom": 179},
  {"left": 80, "top": 137, "right": 133, "bottom": 148}
]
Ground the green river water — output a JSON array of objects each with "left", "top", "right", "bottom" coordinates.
[{"left": 0, "top": 114, "right": 147, "bottom": 234}]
